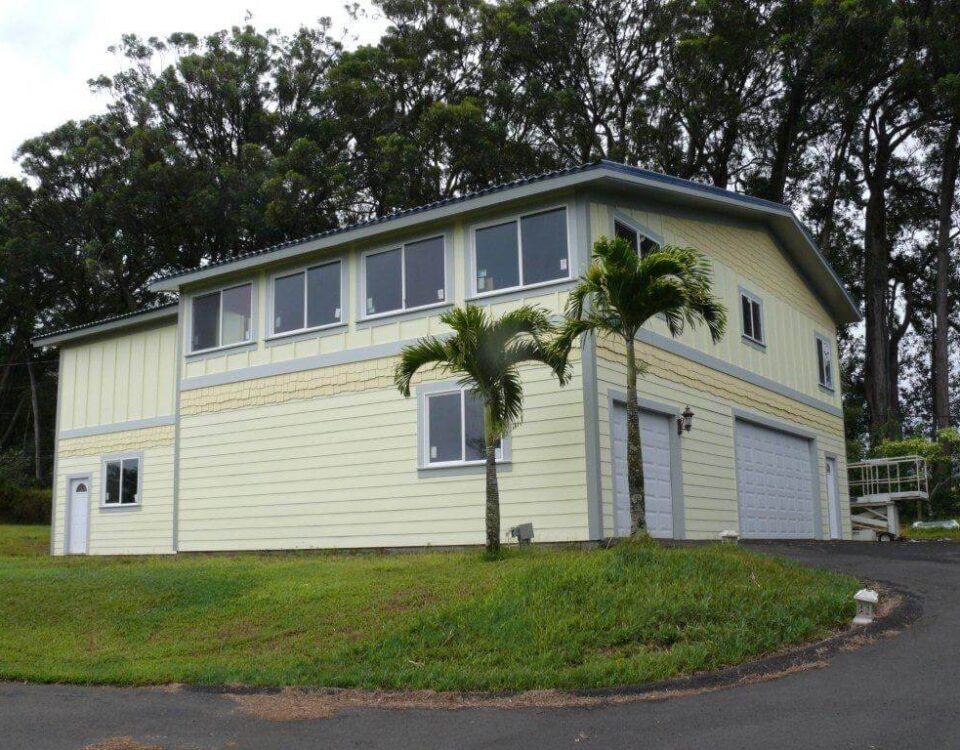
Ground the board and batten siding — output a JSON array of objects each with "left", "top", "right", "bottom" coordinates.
[
  {"left": 52, "top": 426, "right": 175, "bottom": 555},
  {"left": 58, "top": 323, "right": 178, "bottom": 431},
  {"left": 589, "top": 201, "right": 841, "bottom": 410},
  {"left": 595, "top": 337, "right": 850, "bottom": 540},
  {"left": 52, "top": 322, "right": 179, "bottom": 555},
  {"left": 176, "top": 349, "right": 587, "bottom": 551}
]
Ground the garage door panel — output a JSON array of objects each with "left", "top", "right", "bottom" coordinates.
[
  {"left": 612, "top": 405, "right": 674, "bottom": 538},
  {"left": 735, "top": 420, "right": 814, "bottom": 539}
]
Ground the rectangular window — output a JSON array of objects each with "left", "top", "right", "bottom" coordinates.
[
  {"left": 103, "top": 457, "right": 139, "bottom": 506},
  {"left": 474, "top": 207, "right": 568, "bottom": 294},
  {"left": 425, "top": 389, "right": 501, "bottom": 466},
  {"left": 190, "top": 284, "right": 252, "bottom": 352},
  {"left": 272, "top": 260, "right": 342, "bottom": 335},
  {"left": 740, "top": 291, "right": 764, "bottom": 345},
  {"left": 363, "top": 237, "right": 446, "bottom": 317},
  {"left": 816, "top": 335, "right": 834, "bottom": 388},
  {"left": 614, "top": 219, "right": 660, "bottom": 258}
]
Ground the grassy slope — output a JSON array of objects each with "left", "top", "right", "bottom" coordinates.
[
  {"left": 900, "top": 521, "right": 960, "bottom": 540},
  {"left": 0, "top": 525, "right": 50, "bottom": 557},
  {"left": 0, "top": 526, "right": 858, "bottom": 691}
]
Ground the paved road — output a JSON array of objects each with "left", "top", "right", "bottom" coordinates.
[{"left": 2, "top": 542, "right": 957, "bottom": 750}]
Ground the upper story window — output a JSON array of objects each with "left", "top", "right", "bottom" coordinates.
[
  {"left": 816, "top": 334, "right": 834, "bottom": 389},
  {"left": 272, "top": 260, "right": 342, "bottom": 336},
  {"left": 474, "top": 207, "right": 569, "bottom": 295},
  {"left": 103, "top": 456, "right": 140, "bottom": 506},
  {"left": 424, "top": 388, "right": 502, "bottom": 467},
  {"left": 614, "top": 219, "right": 659, "bottom": 258},
  {"left": 191, "top": 283, "right": 253, "bottom": 353},
  {"left": 363, "top": 236, "right": 446, "bottom": 318},
  {"left": 740, "top": 289, "right": 764, "bottom": 346}
]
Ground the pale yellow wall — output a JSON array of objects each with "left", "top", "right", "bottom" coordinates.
[
  {"left": 59, "top": 323, "right": 178, "bottom": 431},
  {"left": 589, "top": 201, "right": 841, "bottom": 410},
  {"left": 181, "top": 195, "right": 580, "bottom": 381},
  {"left": 595, "top": 337, "right": 850, "bottom": 540},
  {"left": 176, "top": 351, "right": 587, "bottom": 551},
  {"left": 52, "top": 425, "right": 175, "bottom": 555}
]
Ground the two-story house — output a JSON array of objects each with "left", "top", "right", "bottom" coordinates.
[{"left": 34, "top": 160, "right": 860, "bottom": 555}]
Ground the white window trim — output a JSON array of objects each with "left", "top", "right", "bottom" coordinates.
[
  {"left": 100, "top": 452, "right": 144, "bottom": 509},
  {"left": 816, "top": 333, "right": 834, "bottom": 390},
  {"left": 359, "top": 234, "right": 448, "bottom": 321},
  {"left": 417, "top": 383, "right": 511, "bottom": 470},
  {"left": 188, "top": 281, "right": 256, "bottom": 355},
  {"left": 739, "top": 287, "right": 766, "bottom": 347},
  {"left": 469, "top": 204, "right": 572, "bottom": 299},
  {"left": 266, "top": 258, "right": 345, "bottom": 340}
]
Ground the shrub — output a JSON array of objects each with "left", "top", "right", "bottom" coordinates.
[{"left": 0, "top": 483, "right": 51, "bottom": 525}]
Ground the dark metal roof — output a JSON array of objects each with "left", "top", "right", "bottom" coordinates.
[
  {"left": 32, "top": 301, "right": 179, "bottom": 346},
  {"left": 152, "top": 161, "right": 601, "bottom": 286}
]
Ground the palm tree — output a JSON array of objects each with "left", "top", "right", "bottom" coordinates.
[
  {"left": 395, "top": 305, "right": 571, "bottom": 554},
  {"left": 557, "top": 236, "right": 727, "bottom": 536}
]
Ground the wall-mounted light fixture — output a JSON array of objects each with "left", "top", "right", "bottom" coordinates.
[{"left": 677, "top": 405, "right": 694, "bottom": 435}]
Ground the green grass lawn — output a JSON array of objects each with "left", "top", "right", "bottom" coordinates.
[
  {"left": 0, "top": 524, "right": 50, "bottom": 556},
  {"left": 900, "top": 521, "right": 960, "bottom": 540},
  {"left": 0, "top": 525, "right": 858, "bottom": 691}
]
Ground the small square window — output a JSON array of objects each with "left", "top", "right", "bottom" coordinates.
[
  {"left": 474, "top": 208, "right": 569, "bottom": 294},
  {"left": 363, "top": 239, "right": 446, "bottom": 317},
  {"left": 740, "top": 291, "right": 764, "bottom": 345},
  {"left": 425, "top": 389, "right": 502, "bottom": 466},
  {"left": 191, "top": 284, "right": 253, "bottom": 352},
  {"left": 103, "top": 457, "right": 139, "bottom": 505}
]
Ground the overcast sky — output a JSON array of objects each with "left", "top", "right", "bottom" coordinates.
[{"left": 0, "top": 0, "right": 388, "bottom": 177}]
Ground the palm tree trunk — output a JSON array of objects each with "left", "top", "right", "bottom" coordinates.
[
  {"left": 625, "top": 337, "right": 646, "bottom": 535},
  {"left": 483, "top": 402, "right": 501, "bottom": 554}
]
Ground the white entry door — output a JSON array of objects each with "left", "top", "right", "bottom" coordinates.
[
  {"left": 826, "top": 457, "right": 841, "bottom": 539},
  {"left": 67, "top": 477, "right": 90, "bottom": 554},
  {"left": 735, "top": 420, "right": 815, "bottom": 539},
  {"left": 612, "top": 403, "right": 675, "bottom": 538}
]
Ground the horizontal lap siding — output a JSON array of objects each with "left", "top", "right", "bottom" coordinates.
[
  {"left": 177, "top": 355, "right": 588, "bottom": 551},
  {"left": 53, "top": 426, "right": 175, "bottom": 555},
  {"left": 596, "top": 338, "right": 850, "bottom": 540}
]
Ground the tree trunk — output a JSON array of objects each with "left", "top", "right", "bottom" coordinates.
[
  {"left": 26, "top": 359, "right": 42, "bottom": 482},
  {"left": 625, "top": 337, "right": 646, "bottom": 535},
  {"left": 0, "top": 397, "right": 24, "bottom": 448},
  {"left": 862, "top": 136, "right": 899, "bottom": 443},
  {"left": 932, "top": 119, "right": 959, "bottom": 434},
  {"left": 483, "top": 402, "right": 501, "bottom": 554}
]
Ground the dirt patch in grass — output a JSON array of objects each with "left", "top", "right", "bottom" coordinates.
[{"left": 81, "top": 738, "right": 163, "bottom": 750}]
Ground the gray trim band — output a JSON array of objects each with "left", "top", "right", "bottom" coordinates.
[
  {"left": 636, "top": 328, "right": 842, "bottom": 418},
  {"left": 59, "top": 415, "right": 176, "bottom": 440},
  {"left": 180, "top": 338, "right": 422, "bottom": 392}
]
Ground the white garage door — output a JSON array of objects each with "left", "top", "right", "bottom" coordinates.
[
  {"left": 735, "top": 420, "right": 815, "bottom": 539},
  {"left": 612, "top": 404, "right": 674, "bottom": 538}
]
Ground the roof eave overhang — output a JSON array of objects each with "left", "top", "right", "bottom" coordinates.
[
  {"left": 31, "top": 305, "right": 179, "bottom": 348},
  {"left": 149, "top": 164, "right": 861, "bottom": 325}
]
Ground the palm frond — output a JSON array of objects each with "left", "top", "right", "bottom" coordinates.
[{"left": 394, "top": 337, "right": 452, "bottom": 396}]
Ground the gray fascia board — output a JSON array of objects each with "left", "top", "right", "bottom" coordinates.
[
  {"left": 33, "top": 307, "right": 178, "bottom": 348},
  {"left": 149, "top": 166, "right": 859, "bottom": 326}
]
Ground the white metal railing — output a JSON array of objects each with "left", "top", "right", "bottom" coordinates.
[{"left": 848, "top": 455, "right": 929, "bottom": 502}]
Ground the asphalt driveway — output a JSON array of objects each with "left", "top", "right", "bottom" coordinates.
[{"left": 3, "top": 542, "right": 957, "bottom": 750}]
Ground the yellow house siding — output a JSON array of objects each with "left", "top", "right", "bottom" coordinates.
[
  {"left": 595, "top": 336, "right": 850, "bottom": 540},
  {"left": 589, "top": 201, "right": 841, "bottom": 411},
  {"left": 58, "top": 323, "right": 178, "bottom": 432},
  {"left": 52, "top": 426, "right": 175, "bottom": 555},
  {"left": 176, "top": 352, "right": 587, "bottom": 551}
]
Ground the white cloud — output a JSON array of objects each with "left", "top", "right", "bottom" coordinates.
[{"left": 0, "top": 0, "right": 387, "bottom": 176}]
